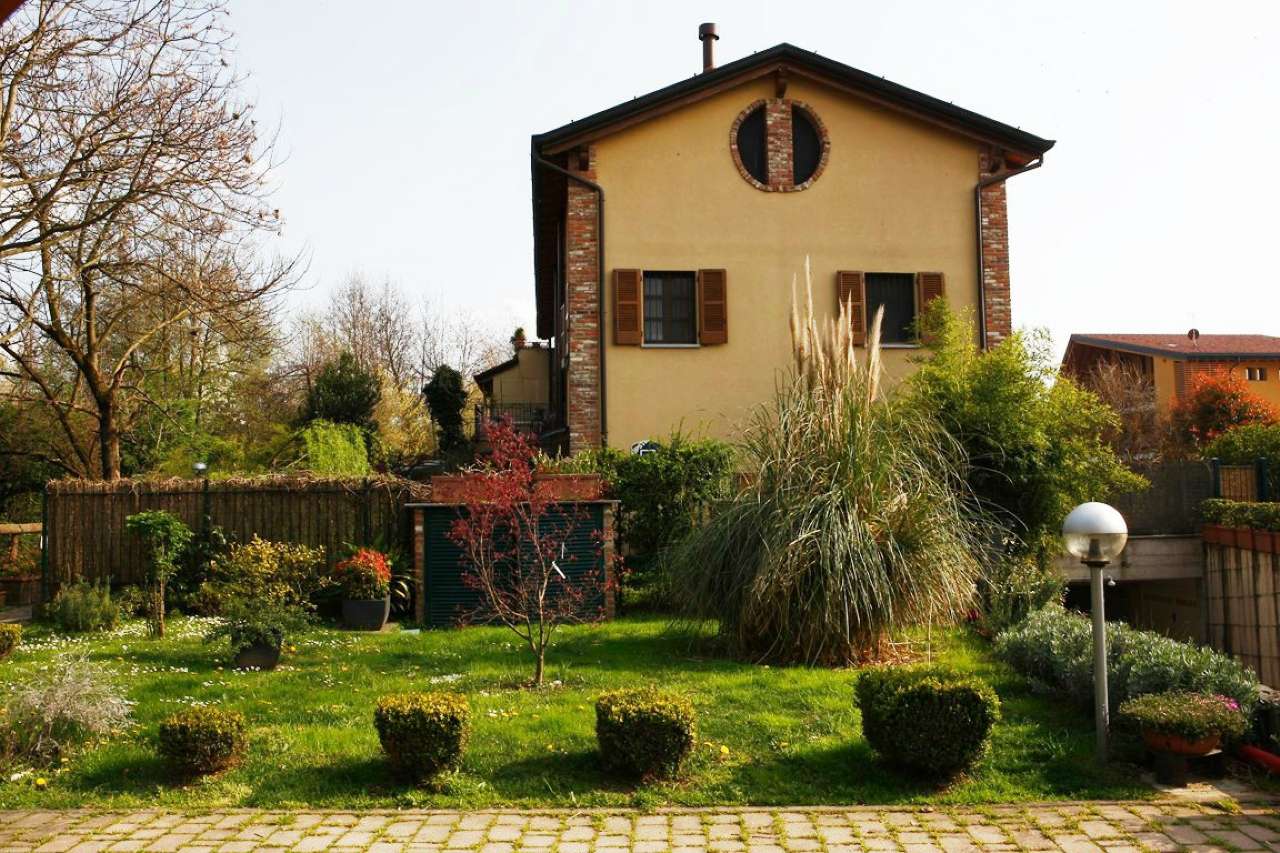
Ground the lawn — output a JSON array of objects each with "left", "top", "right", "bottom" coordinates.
[{"left": 0, "top": 615, "right": 1151, "bottom": 809}]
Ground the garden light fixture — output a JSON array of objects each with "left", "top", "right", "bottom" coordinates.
[
  {"left": 1062, "top": 501, "right": 1128, "bottom": 763},
  {"left": 193, "top": 461, "right": 209, "bottom": 477}
]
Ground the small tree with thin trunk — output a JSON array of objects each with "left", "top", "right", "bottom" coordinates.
[
  {"left": 125, "top": 510, "right": 193, "bottom": 638},
  {"left": 447, "top": 419, "right": 608, "bottom": 686}
]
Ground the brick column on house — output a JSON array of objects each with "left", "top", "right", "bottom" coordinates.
[
  {"left": 765, "top": 99, "right": 794, "bottom": 188},
  {"left": 979, "top": 152, "right": 1012, "bottom": 349},
  {"left": 565, "top": 146, "right": 602, "bottom": 451}
]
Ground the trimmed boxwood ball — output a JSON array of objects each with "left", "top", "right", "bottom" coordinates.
[
  {"left": 374, "top": 692, "right": 470, "bottom": 783},
  {"left": 0, "top": 624, "right": 20, "bottom": 660},
  {"left": 855, "top": 665, "right": 1000, "bottom": 778},
  {"left": 596, "top": 687, "right": 696, "bottom": 780},
  {"left": 157, "top": 706, "right": 247, "bottom": 776}
]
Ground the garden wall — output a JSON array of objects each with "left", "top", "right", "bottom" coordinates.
[
  {"left": 45, "top": 476, "right": 430, "bottom": 589},
  {"left": 1203, "top": 525, "right": 1280, "bottom": 685}
]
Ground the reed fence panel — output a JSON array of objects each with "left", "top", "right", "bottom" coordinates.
[{"left": 46, "top": 477, "right": 429, "bottom": 587}]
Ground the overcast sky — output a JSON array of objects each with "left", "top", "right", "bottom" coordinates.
[{"left": 230, "top": 1, "right": 1280, "bottom": 359}]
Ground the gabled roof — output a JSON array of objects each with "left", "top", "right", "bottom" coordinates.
[
  {"left": 1067, "top": 333, "right": 1280, "bottom": 361},
  {"left": 531, "top": 42, "right": 1055, "bottom": 338},
  {"left": 532, "top": 43, "right": 1055, "bottom": 159}
]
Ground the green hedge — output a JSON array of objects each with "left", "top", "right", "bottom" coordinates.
[
  {"left": 996, "top": 606, "right": 1259, "bottom": 711},
  {"left": 596, "top": 687, "right": 696, "bottom": 780},
  {"left": 1202, "top": 498, "right": 1280, "bottom": 531},
  {"left": 855, "top": 665, "right": 1000, "bottom": 778},
  {"left": 1203, "top": 424, "right": 1280, "bottom": 488},
  {"left": 157, "top": 706, "right": 247, "bottom": 776},
  {"left": 0, "top": 623, "right": 19, "bottom": 660},
  {"left": 374, "top": 692, "right": 470, "bottom": 783}
]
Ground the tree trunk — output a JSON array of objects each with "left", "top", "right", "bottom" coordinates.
[
  {"left": 97, "top": 398, "right": 121, "bottom": 480},
  {"left": 149, "top": 578, "right": 166, "bottom": 638},
  {"left": 533, "top": 646, "right": 545, "bottom": 687}
]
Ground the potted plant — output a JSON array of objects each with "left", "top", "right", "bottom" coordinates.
[
  {"left": 335, "top": 547, "right": 392, "bottom": 631},
  {"left": 205, "top": 600, "right": 310, "bottom": 670},
  {"left": 1117, "top": 691, "right": 1248, "bottom": 756}
]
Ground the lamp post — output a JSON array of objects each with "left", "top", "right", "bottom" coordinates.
[
  {"left": 1062, "top": 501, "right": 1128, "bottom": 763},
  {"left": 193, "top": 461, "right": 211, "bottom": 580}
]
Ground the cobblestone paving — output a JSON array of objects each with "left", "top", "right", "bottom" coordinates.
[{"left": 2, "top": 801, "right": 1279, "bottom": 853}]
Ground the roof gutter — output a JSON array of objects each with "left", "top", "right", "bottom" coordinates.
[
  {"left": 531, "top": 148, "right": 608, "bottom": 449},
  {"left": 975, "top": 155, "right": 1043, "bottom": 350}
]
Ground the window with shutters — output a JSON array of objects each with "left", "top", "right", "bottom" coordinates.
[
  {"left": 841, "top": 271, "right": 944, "bottom": 347},
  {"left": 865, "top": 273, "right": 917, "bottom": 344},
  {"left": 643, "top": 271, "right": 697, "bottom": 345},
  {"left": 1246, "top": 367, "right": 1268, "bottom": 382}
]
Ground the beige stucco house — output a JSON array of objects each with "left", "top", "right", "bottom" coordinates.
[{"left": 487, "top": 28, "right": 1054, "bottom": 453}]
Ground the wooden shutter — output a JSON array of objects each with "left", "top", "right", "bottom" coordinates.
[
  {"left": 698, "top": 269, "right": 727, "bottom": 345},
  {"left": 915, "top": 271, "right": 945, "bottom": 343},
  {"left": 613, "top": 269, "right": 642, "bottom": 345},
  {"left": 836, "top": 271, "right": 866, "bottom": 346}
]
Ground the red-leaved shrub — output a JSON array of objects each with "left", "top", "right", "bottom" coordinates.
[
  {"left": 335, "top": 548, "right": 392, "bottom": 600},
  {"left": 1171, "top": 372, "right": 1279, "bottom": 450}
]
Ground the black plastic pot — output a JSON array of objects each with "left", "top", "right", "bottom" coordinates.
[
  {"left": 233, "top": 641, "right": 281, "bottom": 670},
  {"left": 343, "top": 596, "right": 390, "bottom": 631}
]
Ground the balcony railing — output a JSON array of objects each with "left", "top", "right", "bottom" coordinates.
[{"left": 474, "top": 402, "right": 550, "bottom": 440}]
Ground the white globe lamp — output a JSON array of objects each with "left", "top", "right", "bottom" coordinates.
[{"left": 1062, "top": 501, "right": 1128, "bottom": 763}]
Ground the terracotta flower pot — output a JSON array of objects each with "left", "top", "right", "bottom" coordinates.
[
  {"left": 233, "top": 641, "right": 281, "bottom": 671},
  {"left": 1142, "top": 729, "right": 1221, "bottom": 756},
  {"left": 343, "top": 596, "right": 390, "bottom": 631}
]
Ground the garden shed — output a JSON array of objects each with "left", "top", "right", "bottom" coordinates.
[{"left": 408, "top": 498, "right": 617, "bottom": 629}]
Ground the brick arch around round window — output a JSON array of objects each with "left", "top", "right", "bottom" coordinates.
[{"left": 729, "top": 98, "right": 831, "bottom": 193}]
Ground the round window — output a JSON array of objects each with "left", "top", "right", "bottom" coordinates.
[{"left": 730, "top": 99, "right": 829, "bottom": 192}]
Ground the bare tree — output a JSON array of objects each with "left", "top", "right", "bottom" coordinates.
[
  {"left": 0, "top": 0, "right": 297, "bottom": 479},
  {"left": 413, "top": 300, "right": 506, "bottom": 388},
  {"left": 1086, "top": 361, "right": 1168, "bottom": 463}
]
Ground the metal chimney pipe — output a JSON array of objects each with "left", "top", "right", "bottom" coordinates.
[{"left": 699, "top": 23, "right": 718, "bottom": 72}]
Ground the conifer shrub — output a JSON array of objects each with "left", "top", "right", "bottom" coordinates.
[{"left": 47, "top": 580, "right": 119, "bottom": 633}]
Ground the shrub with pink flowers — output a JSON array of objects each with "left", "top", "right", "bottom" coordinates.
[
  {"left": 335, "top": 548, "right": 392, "bottom": 600},
  {"left": 1117, "top": 691, "right": 1248, "bottom": 742}
]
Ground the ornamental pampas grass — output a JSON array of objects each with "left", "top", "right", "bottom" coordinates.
[{"left": 667, "top": 258, "right": 984, "bottom": 665}]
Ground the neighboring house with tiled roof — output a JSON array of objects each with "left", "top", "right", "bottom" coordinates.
[
  {"left": 1062, "top": 333, "right": 1280, "bottom": 414},
  {"left": 504, "top": 25, "right": 1054, "bottom": 454}
]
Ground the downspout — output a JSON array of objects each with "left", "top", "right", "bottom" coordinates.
[
  {"left": 532, "top": 148, "right": 608, "bottom": 448},
  {"left": 975, "top": 155, "right": 1043, "bottom": 350}
]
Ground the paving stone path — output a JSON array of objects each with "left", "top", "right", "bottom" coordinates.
[{"left": 3, "top": 801, "right": 1279, "bottom": 853}]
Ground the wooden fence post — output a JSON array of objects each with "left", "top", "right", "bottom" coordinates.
[{"left": 40, "top": 486, "right": 49, "bottom": 605}]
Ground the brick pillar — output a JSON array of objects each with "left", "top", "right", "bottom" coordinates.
[
  {"left": 979, "top": 152, "right": 1012, "bottom": 348},
  {"left": 565, "top": 146, "right": 602, "bottom": 451},
  {"left": 765, "top": 99, "right": 794, "bottom": 188}
]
